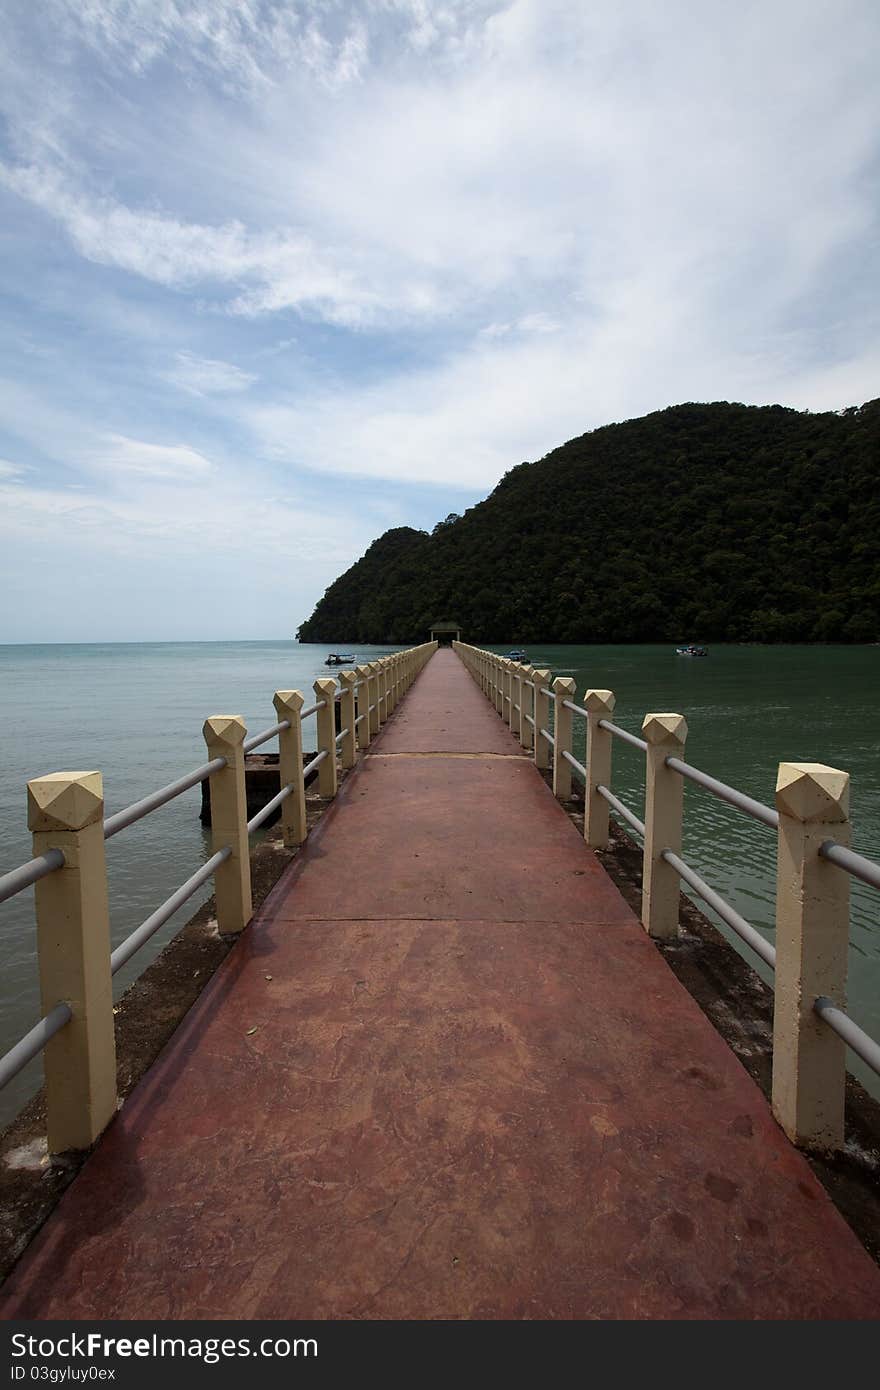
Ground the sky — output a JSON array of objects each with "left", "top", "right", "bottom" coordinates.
[{"left": 1, "top": 0, "right": 878, "bottom": 642}]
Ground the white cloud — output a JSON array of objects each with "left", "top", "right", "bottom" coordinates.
[
  {"left": 0, "top": 459, "right": 26, "bottom": 480},
  {"left": 96, "top": 435, "right": 214, "bottom": 481},
  {"left": 0, "top": 162, "right": 413, "bottom": 326},
  {"left": 0, "top": 0, "right": 878, "bottom": 641},
  {"left": 164, "top": 351, "right": 256, "bottom": 396}
]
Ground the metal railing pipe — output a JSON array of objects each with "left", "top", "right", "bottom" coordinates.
[
  {"left": 598, "top": 719, "right": 648, "bottom": 753},
  {"left": 540, "top": 728, "right": 555, "bottom": 747},
  {"left": 110, "top": 847, "right": 232, "bottom": 976},
  {"left": 0, "top": 1002, "right": 73, "bottom": 1091},
  {"left": 243, "top": 720, "right": 290, "bottom": 754},
  {"left": 660, "top": 848, "right": 777, "bottom": 970},
  {"left": 0, "top": 849, "right": 65, "bottom": 905},
  {"left": 562, "top": 699, "right": 590, "bottom": 719},
  {"left": 247, "top": 783, "right": 294, "bottom": 834},
  {"left": 819, "top": 839, "right": 880, "bottom": 891},
  {"left": 597, "top": 785, "right": 645, "bottom": 838},
  {"left": 665, "top": 757, "right": 778, "bottom": 830},
  {"left": 813, "top": 997, "right": 880, "bottom": 1077},
  {"left": 300, "top": 701, "right": 324, "bottom": 720},
  {"left": 562, "top": 750, "right": 586, "bottom": 781},
  {"left": 103, "top": 758, "right": 227, "bottom": 840},
  {"left": 303, "top": 750, "right": 328, "bottom": 778}
]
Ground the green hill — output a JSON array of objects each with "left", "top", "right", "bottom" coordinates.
[{"left": 296, "top": 398, "right": 880, "bottom": 644}]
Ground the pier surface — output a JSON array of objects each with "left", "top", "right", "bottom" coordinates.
[{"left": 2, "top": 649, "right": 878, "bottom": 1318}]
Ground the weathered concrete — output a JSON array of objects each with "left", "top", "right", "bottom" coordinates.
[{"left": 2, "top": 650, "right": 879, "bottom": 1318}]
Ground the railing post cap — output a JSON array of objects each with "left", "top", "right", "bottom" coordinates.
[
  {"left": 313, "top": 677, "right": 337, "bottom": 695},
  {"left": 274, "top": 689, "right": 304, "bottom": 714},
  {"left": 585, "top": 688, "right": 616, "bottom": 714},
  {"left": 552, "top": 675, "right": 577, "bottom": 694},
  {"left": 27, "top": 770, "right": 104, "bottom": 832},
  {"left": 642, "top": 712, "right": 688, "bottom": 746},
  {"left": 533, "top": 668, "right": 551, "bottom": 680},
  {"left": 203, "top": 714, "right": 247, "bottom": 747},
  {"left": 339, "top": 669, "right": 357, "bottom": 688},
  {"left": 776, "top": 762, "right": 850, "bottom": 823},
  {"left": 355, "top": 664, "right": 370, "bottom": 677}
]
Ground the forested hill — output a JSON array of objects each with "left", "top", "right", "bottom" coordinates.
[{"left": 296, "top": 399, "right": 880, "bottom": 644}]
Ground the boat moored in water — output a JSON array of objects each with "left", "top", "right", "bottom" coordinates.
[
  {"left": 675, "top": 645, "right": 708, "bottom": 657},
  {"left": 325, "top": 653, "right": 356, "bottom": 665}
]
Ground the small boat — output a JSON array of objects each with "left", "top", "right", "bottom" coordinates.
[
  {"left": 505, "top": 648, "right": 528, "bottom": 662},
  {"left": 675, "top": 645, "right": 708, "bottom": 657},
  {"left": 325, "top": 653, "right": 355, "bottom": 666}
]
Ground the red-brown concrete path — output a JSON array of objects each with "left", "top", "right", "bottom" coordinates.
[{"left": 2, "top": 649, "right": 879, "bottom": 1319}]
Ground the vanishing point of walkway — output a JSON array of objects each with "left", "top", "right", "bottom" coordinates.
[{"left": 2, "top": 650, "right": 879, "bottom": 1318}]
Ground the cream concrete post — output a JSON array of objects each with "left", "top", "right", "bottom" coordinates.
[
  {"left": 338, "top": 671, "right": 358, "bottom": 770},
  {"left": 28, "top": 771, "right": 117, "bottom": 1153},
  {"left": 386, "top": 657, "right": 395, "bottom": 713},
  {"left": 313, "top": 679, "right": 338, "bottom": 797},
  {"left": 368, "top": 663, "right": 381, "bottom": 736},
  {"left": 511, "top": 666, "right": 523, "bottom": 740},
  {"left": 533, "top": 670, "right": 552, "bottom": 771},
  {"left": 584, "top": 690, "right": 616, "bottom": 848},
  {"left": 495, "top": 657, "right": 505, "bottom": 715},
  {"left": 203, "top": 716, "right": 253, "bottom": 935},
  {"left": 510, "top": 664, "right": 521, "bottom": 734},
  {"left": 772, "top": 763, "right": 850, "bottom": 1153},
  {"left": 273, "top": 690, "right": 307, "bottom": 846},
  {"left": 641, "top": 713, "right": 688, "bottom": 940},
  {"left": 552, "top": 677, "right": 577, "bottom": 800},
  {"left": 373, "top": 662, "right": 382, "bottom": 724},
  {"left": 355, "top": 666, "right": 372, "bottom": 748},
  {"left": 520, "top": 667, "right": 535, "bottom": 752},
  {"left": 378, "top": 661, "right": 388, "bottom": 725}
]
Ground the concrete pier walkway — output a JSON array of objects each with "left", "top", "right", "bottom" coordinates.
[{"left": 2, "top": 650, "right": 878, "bottom": 1318}]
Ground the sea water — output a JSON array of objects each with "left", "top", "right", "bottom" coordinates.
[{"left": 0, "top": 640, "right": 877, "bottom": 1123}]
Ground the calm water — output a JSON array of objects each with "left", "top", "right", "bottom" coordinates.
[
  {"left": 0, "top": 641, "right": 878, "bottom": 1124},
  {"left": 487, "top": 642, "right": 880, "bottom": 1097}
]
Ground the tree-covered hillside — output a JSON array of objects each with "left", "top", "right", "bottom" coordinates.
[{"left": 296, "top": 399, "right": 880, "bottom": 644}]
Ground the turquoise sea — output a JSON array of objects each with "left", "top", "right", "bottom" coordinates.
[{"left": 0, "top": 640, "right": 878, "bottom": 1123}]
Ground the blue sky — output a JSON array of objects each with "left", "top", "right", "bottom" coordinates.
[{"left": 1, "top": 0, "right": 878, "bottom": 642}]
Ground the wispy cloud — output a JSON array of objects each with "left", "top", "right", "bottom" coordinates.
[
  {"left": 96, "top": 435, "right": 214, "bottom": 480},
  {"left": 0, "top": 0, "right": 877, "bottom": 638},
  {"left": 164, "top": 351, "right": 256, "bottom": 396}
]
